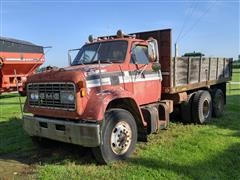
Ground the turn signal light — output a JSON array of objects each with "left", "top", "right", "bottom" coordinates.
[{"left": 80, "top": 88, "right": 86, "bottom": 97}]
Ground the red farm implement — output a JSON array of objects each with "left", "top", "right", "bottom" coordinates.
[{"left": 0, "top": 37, "right": 45, "bottom": 94}]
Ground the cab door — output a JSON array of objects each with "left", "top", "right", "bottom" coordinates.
[{"left": 129, "top": 44, "right": 162, "bottom": 105}]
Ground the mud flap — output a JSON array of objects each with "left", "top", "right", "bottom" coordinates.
[
  {"left": 141, "top": 106, "right": 159, "bottom": 134},
  {"left": 141, "top": 100, "right": 173, "bottom": 133},
  {"left": 158, "top": 100, "right": 173, "bottom": 130}
]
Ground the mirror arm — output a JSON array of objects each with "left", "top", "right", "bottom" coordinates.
[{"left": 68, "top": 50, "right": 72, "bottom": 65}]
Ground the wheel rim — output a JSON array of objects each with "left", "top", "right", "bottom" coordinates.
[
  {"left": 203, "top": 99, "right": 210, "bottom": 118},
  {"left": 110, "top": 121, "right": 132, "bottom": 155}
]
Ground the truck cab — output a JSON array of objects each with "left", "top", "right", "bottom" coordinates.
[{"left": 23, "top": 30, "right": 167, "bottom": 164}]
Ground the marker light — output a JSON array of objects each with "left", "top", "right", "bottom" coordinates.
[
  {"left": 88, "top": 35, "right": 94, "bottom": 43},
  {"left": 117, "top": 30, "right": 124, "bottom": 38}
]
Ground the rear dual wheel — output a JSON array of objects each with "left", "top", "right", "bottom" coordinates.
[
  {"left": 192, "top": 90, "right": 212, "bottom": 124},
  {"left": 181, "top": 88, "right": 225, "bottom": 124},
  {"left": 181, "top": 90, "right": 212, "bottom": 124},
  {"left": 92, "top": 108, "right": 137, "bottom": 164},
  {"left": 181, "top": 92, "right": 195, "bottom": 123},
  {"left": 212, "top": 89, "right": 225, "bottom": 117}
]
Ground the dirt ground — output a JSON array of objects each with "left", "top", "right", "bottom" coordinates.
[
  {"left": 0, "top": 141, "right": 93, "bottom": 179},
  {"left": 0, "top": 153, "right": 36, "bottom": 179}
]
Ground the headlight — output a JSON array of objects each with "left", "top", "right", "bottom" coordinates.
[
  {"left": 60, "top": 91, "right": 75, "bottom": 104},
  {"left": 30, "top": 93, "right": 35, "bottom": 99},
  {"left": 30, "top": 91, "right": 39, "bottom": 101},
  {"left": 67, "top": 94, "right": 74, "bottom": 101},
  {"left": 35, "top": 93, "right": 39, "bottom": 100}
]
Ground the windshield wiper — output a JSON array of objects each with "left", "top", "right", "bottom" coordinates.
[{"left": 91, "top": 59, "right": 112, "bottom": 64}]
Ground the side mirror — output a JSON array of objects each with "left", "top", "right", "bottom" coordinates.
[
  {"left": 152, "top": 62, "right": 161, "bottom": 72},
  {"left": 147, "top": 38, "right": 159, "bottom": 62}
]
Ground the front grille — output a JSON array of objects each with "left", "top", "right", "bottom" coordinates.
[{"left": 27, "top": 82, "right": 76, "bottom": 110}]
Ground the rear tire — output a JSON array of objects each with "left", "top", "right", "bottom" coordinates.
[
  {"left": 181, "top": 93, "right": 195, "bottom": 123},
  {"left": 92, "top": 108, "right": 137, "bottom": 164},
  {"left": 212, "top": 89, "right": 224, "bottom": 117},
  {"left": 192, "top": 90, "right": 212, "bottom": 124}
]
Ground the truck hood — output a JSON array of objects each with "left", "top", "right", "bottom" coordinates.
[{"left": 27, "top": 64, "right": 111, "bottom": 84}]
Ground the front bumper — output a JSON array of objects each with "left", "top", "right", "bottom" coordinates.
[{"left": 23, "top": 115, "right": 101, "bottom": 147}]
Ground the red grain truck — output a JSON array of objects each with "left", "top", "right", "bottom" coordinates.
[
  {"left": 23, "top": 29, "right": 232, "bottom": 164},
  {"left": 0, "top": 37, "right": 45, "bottom": 94}
]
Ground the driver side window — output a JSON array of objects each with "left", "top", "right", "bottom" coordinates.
[{"left": 131, "top": 45, "right": 149, "bottom": 64}]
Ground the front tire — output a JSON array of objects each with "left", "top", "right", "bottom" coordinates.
[{"left": 92, "top": 108, "right": 137, "bottom": 164}]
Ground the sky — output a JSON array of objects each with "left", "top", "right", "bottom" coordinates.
[{"left": 0, "top": 0, "right": 239, "bottom": 67}]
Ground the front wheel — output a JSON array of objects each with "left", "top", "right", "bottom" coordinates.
[{"left": 92, "top": 108, "right": 137, "bottom": 164}]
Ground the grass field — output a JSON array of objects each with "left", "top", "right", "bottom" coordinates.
[
  {"left": 232, "top": 68, "right": 240, "bottom": 82},
  {"left": 0, "top": 71, "right": 239, "bottom": 179}
]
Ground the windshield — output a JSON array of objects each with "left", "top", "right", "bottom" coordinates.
[{"left": 71, "top": 40, "right": 128, "bottom": 65}]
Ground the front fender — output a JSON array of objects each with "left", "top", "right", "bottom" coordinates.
[{"left": 80, "top": 88, "right": 144, "bottom": 124}]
